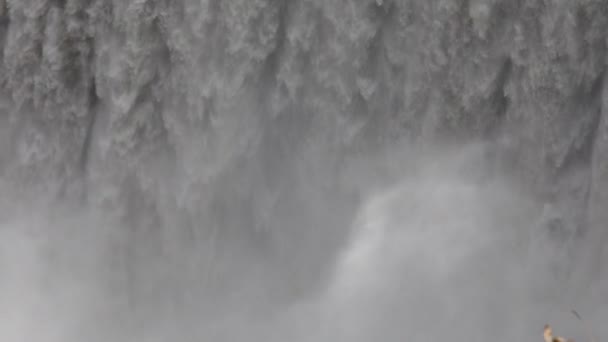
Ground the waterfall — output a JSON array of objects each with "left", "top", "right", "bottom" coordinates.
[{"left": 0, "top": 1, "right": 607, "bottom": 341}]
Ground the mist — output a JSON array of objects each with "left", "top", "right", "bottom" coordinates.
[{"left": 0, "top": 142, "right": 605, "bottom": 342}]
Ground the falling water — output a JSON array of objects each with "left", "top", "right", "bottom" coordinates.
[{"left": 0, "top": 1, "right": 607, "bottom": 341}]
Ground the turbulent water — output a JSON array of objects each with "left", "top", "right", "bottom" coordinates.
[{"left": 0, "top": 0, "right": 607, "bottom": 341}]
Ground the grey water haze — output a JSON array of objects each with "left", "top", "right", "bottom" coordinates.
[{"left": 0, "top": 0, "right": 607, "bottom": 341}]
